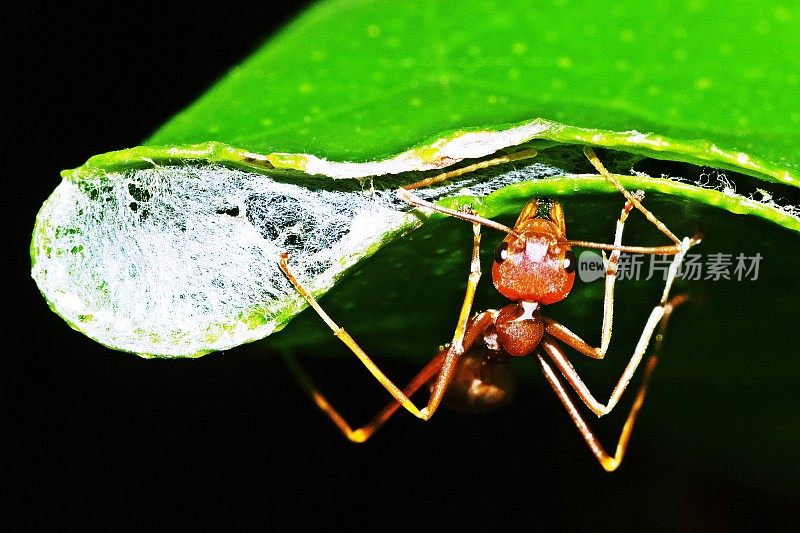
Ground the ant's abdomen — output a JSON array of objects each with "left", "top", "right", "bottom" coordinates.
[{"left": 437, "top": 347, "right": 517, "bottom": 414}]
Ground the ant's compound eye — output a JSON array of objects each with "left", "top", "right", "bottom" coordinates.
[
  {"left": 495, "top": 242, "right": 509, "bottom": 264},
  {"left": 563, "top": 250, "right": 577, "bottom": 273}
]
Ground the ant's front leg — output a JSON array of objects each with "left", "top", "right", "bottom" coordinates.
[
  {"left": 400, "top": 149, "right": 538, "bottom": 191},
  {"left": 544, "top": 194, "right": 641, "bottom": 360},
  {"left": 582, "top": 146, "right": 683, "bottom": 246},
  {"left": 569, "top": 147, "right": 703, "bottom": 256},
  {"left": 547, "top": 150, "right": 702, "bottom": 360}
]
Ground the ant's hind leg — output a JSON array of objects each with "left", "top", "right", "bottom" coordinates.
[
  {"left": 279, "top": 221, "right": 492, "bottom": 425},
  {"left": 281, "top": 310, "right": 497, "bottom": 441},
  {"left": 280, "top": 350, "right": 445, "bottom": 443},
  {"left": 537, "top": 293, "right": 688, "bottom": 471}
]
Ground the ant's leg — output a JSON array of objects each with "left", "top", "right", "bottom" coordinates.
[
  {"left": 280, "top": 350, "right": 444, "bottom": 443},
  {"left": 423, "top": 220, "right": 485, "bottom": 419},
  {"left": 544, "top": 193, "right": 681, "bottom": 359},
  {"left": 540, "top": 311, "right": 662, "bottom": 418},
  {"left": 399, "top": 171, "right": 700, "bottom": 255},
  {"left": 541, "top": 243, "right": 689, "bottom": 417},
  {"left": 279, "top": 234, "right": 491, "bottom": 422},
  {"left": 401, "top": 149, "right": 537, "bottom": 191},
  {"left": 397, "top": 188, "right": 518, "bottom": 236},
  {"left": 401, "top": 193, "right": 696, "bottom": 363},
  {"left": 399, "top": 145, "right": 698, "bottom": 360},
  {"left": 545, "top": 195, "right": 640, "bottom": 360},
  {"left": 279, "top": 253, "right": 427, "bottom": 419},
  {"left": 569, "top": 147, "right": 705, "bottom": 255},
  {"left": 281, "top": 311, "right": 496, "bottom": 442},
  {"left": 544, "top": 231, "right": 692, "bottom": 361},
  {"left": 546, "top": 147, "right": 704, "bottom": 361},
  {"left": 400, "top": 145, "right": 697, "bottom": 253},
  {"left": 583, "top": 146, "right": 688, "bottom": 246},
  {"left": 537, "top": 294, "right": 687, "bottom": 471}
]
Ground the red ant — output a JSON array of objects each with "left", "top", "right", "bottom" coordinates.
[{"left": 278, "top": 147, "right": 701, "bottom": 471}]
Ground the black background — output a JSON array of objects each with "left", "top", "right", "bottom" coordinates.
[{"left": 13, "top": 2, "right": 798, "bottom": 529}]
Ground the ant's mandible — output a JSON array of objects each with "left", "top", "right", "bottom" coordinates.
[{"left": 278, "top": 146, "right": 701, "bottom": 471}]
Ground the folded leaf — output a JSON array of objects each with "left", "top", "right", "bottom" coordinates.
[{"left": 32, "top": 0, "right": 798, "bottom": 362}]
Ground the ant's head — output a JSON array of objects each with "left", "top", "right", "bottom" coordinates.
[{"left": 491, "top": 198, "right": 576, "bottom": 305}]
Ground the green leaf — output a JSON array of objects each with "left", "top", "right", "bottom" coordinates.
[
  {"left": 148, "top": 0, "right": 800, "bottom": 182},
  {"left": 33, "top": 0, "right": 799, "bottom": 359}
]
